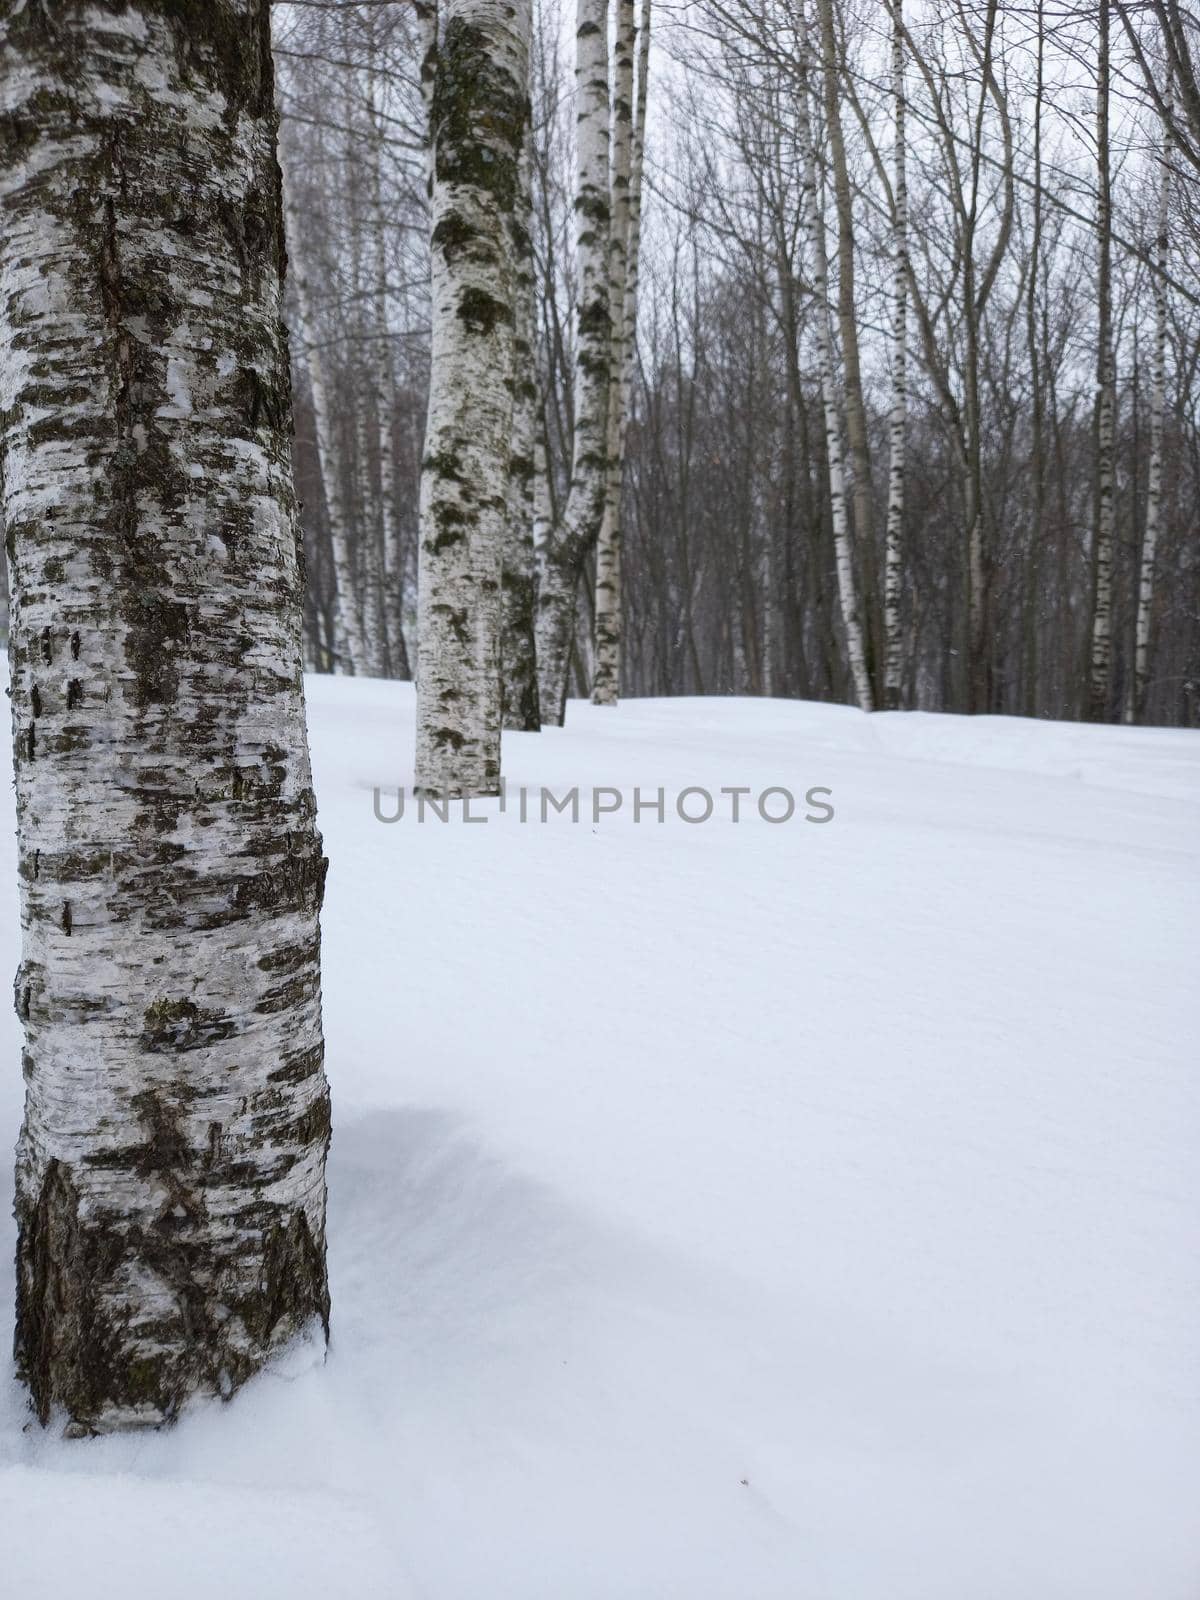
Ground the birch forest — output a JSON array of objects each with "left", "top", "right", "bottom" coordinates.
[
  {"left": 260, "top": 0, "right": 1200, "bottom": 763},
  {"left": 0, "top": 0, "right": 1197, "bottom": 1566}
]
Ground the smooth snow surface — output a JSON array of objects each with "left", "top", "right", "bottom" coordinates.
[{"left": 2, "top": 682, "right": 1198, "bottom": 1597}]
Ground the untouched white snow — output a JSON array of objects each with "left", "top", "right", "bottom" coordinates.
[{"left": 1, "top": 682, "right": 1197, "bottom": 1598}]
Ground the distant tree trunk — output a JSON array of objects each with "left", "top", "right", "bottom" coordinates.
[
  {"left": 2, "top": 0, "right": 331, "bottom": 1433},
  {"left": 1022, "top": 0, "right": 1046, "bottom": 719},
  {"left": 796, "top": 1, "right": 874, "bottom": 712},
  {"left": 592, "top": 0, "right": 640, "bottom": 706},
  {"left": 882, "top": 0, "right": 908, "bottom": 711},
  {"left": 283, "top": 177, "right": 365, "bottom": 676},
  {"left": 1088, "top": 0, "right": 1116, "bottom": 721},
  {"left": 815, "top": 0, "right": 878, "bottom": 693},
  {"left": 536, "top": 0, "right": 611, "bottom": 725},
  {"left": 415, "top": 0, "right": 531, "bottom": 794},
  {"left": 501, "top": 126, "right": 541, "bottom": 730},
  {"left": 347, "top": 128, "right": 387, "bottom": 679},
  {"left": 367, "top": 66, "right": 411, "bottom": 678},
  {"left": 1133, "top": 79, "right": 1171, "bottom": 722}
]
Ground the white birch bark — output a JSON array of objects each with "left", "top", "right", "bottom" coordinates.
[
  {"left": 796, "top": 2, "right": 874, "bottom": 713},
  {"left": 348, "top": 143, "right": 387, "bottom": 680},
  {"left": 367, "top": 72, "right": 410, "bottom": 679},
  {"left": 815, "top": 0, "right": 878, "bottom": 696},
  {"left": 354, "top": 399, "right": 387, "bottom": 678},
  {"left": 533, "top": 414, "right": 555, "bottom": 576},
  {"left": 1088, "top": 0, "right": 1116, "bottom": 721},
  {"left": 1133, "top": 87, "right": 1171, "bottom": 721},
  {"left": 1, "top": 0, "right": 330, "bottom": 1432},
  {"left": 500, "top": 127, "right": 541, "bottom": 731},
  {"left": 882, "top": 0, "right": 908, "bottom": 711},
  {"left": 415, "top": 0, "right": 531, "bottom": 794},
  {"left": 591, "top": 0, "right": 639, "bottom": 706},
  {"left": 535, "top": 0, "right": 611, "bottom": 725},
  {"left": 282, "top": 173, "right": 365, "bottom": 676}
]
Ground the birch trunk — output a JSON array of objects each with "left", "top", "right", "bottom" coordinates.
[
  {"left": 591, "top": 0, "right": 638, "bottom": 707},
  {"left": 1, "top": 0, "right": 330, "bottom": 1433},
  {"left": 1022, "top": 0, "right": 1046, "bottom": 718},
  {"left": 282, "top": 175, "right": 364, "bottom": 676},
  {"left": 1133, "top": 87, "right": 1171, "bottom": 721},
  {"left": 347, "top": 119, "right": 387, "bottom": 679},
  {"left": 500, "top": 125, "right": 541, "bottom": 730},
  {"left": 882, "top": 0, "right": 908, "bottom": 711},
  {"left": 1088, "top": 0, "right": 1116, "bottom": 721},
  {"left": 796, "top": 3, "right": 874, "bottom": 712},
  {"left": 815, "top": 0, "right": 878, "bottom": 694},
  {"left": 415, "top": 0, "right": 531, "bottom": 794},
  {"left": 367, "top": 75, "right": 410, "bottom": 679},
  {"left": 535, "top": 0, "right": 611, "bottom": 726}
]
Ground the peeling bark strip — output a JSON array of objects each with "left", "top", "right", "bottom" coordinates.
[
  {"left": 0, "top": 0, "right": 331, "bottom": 1432},
  {"left": 416, "top": 0, "right": 532, "bottom": 794}
]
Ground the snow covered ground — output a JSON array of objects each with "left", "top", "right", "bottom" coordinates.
[{"left": 2, "top": 681, "right": 1198, "bottom": 1598}]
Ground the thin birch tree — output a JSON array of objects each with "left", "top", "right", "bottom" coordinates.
[
  {"left": 284, "top": 172, "right": 367, "bottom": 675},
  {"left": 592, "top": 0, "right": 639, "bottom": 705},
  {"left": 501, "top": 125, "right": 542, "bottom": 730},
  {"left": 882, "top": 0, "right": 908, "bottom": 711},
  {"left": 536, "top": 0, "right": 612, "bottom": 724},
  {"left": 796, "top": 0, "right": 873, "bottom": 712},
  {"left": 1088, "top": 0, "right": 1117, "bottom": 720},
  {"left": 415, "top": 0, "right": 532, "bottom": 794},
  {"left": 1133, "top": 74, "right": 1172, "bottom": 719},
  {"left": 1, "top": 0, "right": 331, "bottom": 1432}
]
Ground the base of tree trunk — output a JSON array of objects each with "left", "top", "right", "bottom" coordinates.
[{"left": 15, "top": 1158, "right": 329, "bottom": 1435}]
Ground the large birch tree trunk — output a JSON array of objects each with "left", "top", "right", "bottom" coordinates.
[
  {"left": 535, "top": 0, "right": 611, "bottom": 726},
  {"left": 415, "top": 0, "right": 532, "bottom": 794},
  {"left": 882, "top": 0, "right": 908, "bottom": 711},
  {"left": 1, "top": 0, "right": 331, "bottom": 1433},
  {"left": 796, "top": 2, "right": 873, "bottom": 713}
]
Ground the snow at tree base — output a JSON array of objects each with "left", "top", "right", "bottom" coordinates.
[{"left": 1, "top": 676, "right": 1195, "bottom": 1599}]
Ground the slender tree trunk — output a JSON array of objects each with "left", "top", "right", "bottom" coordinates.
[
  {"left": 2, "top": 0, "right": 331, "bottom": 1433},
  {"left": 348, "top": 151, "right": 387, "bottom": 680},
  {"left": 282, "top": 175, "right": 365, "bottom": 676},
  {"left": 1088, "top": 0, "right": 1116, "bottom": 721},
  {"left": 592, "top": 0, "right": 648, "bottom": 707},
  {"left": 536, "top": 0, "right": 611, "bottom": 725},
  {"left": 592, "top": 0, "right": 638, "bottom": 706},
  {"left": 796, "top": 2, "right": 874, "bottom": 712},
  {"left": 815, "top": 0, "right": 878, "bottom": 693},
  {"left": 1022, "top": 0, "right": 1046, "bottom": 719},
  {"left": 882, "top": 0, "right": 908, "bottom": 711},
  {"left": 367, "top": 68, "right": 410, "bottom": 679},
  {"left": 501, "top": 127, "right": 541, "bottom": 730},
  {"left": 415, "top": 0, "right": 531, "bottom": 795},
  {"left": 1133, "top": 79, "right": 1171, "bottom": 722}
]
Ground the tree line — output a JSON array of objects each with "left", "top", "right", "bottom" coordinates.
[{"left": 271, "top": 0, "right": 1197, "bottom": 774}]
